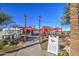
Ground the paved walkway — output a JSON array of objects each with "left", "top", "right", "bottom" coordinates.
[{"left": 3, "top": 40, "right": 56, "bottom": 56}]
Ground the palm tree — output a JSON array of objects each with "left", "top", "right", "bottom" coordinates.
[
  {"left": 60, "top": 4, "right": 70, "bottom": 30},
  {"left": 58, "top": 3, "right": 79, "bottom": 56},
  {"left": 69, "top": 3, "right": 79, "bottom": 56},
  {"left": 61, "top": 3, "right": 79, "bottom": 56},
  {"left": 60, "top": 20, "right": 66, "bottom": 31},
  {"left": 60, "top": 4, "right": 79, "bottom": 29}
]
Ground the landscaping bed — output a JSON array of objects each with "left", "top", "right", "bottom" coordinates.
[
  {"left": 0, "top": 40, "right": 23, "bottom": 54},
  {"left": 58, "top": 37, "right": 70, "bottom": 56}
]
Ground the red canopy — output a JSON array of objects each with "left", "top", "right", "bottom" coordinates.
[
  {"left": 39, "top": 27, "right": 46, "bottom": 33},
  {"left": 28, "top": 26, "right": 35, "bottom": 30},
  {"left": 20, "top": 26, "right": 27, "bottom": 28},
  {"left": 20, "top": 26, "right": 35, "bottom": 30},
  {"left": 52, "top": 27, "right": 61, "bottom": 31}
]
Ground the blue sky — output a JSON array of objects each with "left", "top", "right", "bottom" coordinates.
[{"left": 0, "top": 3, "right": 70, "bottom": 30}]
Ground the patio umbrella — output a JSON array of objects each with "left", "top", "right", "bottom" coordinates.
[
  {"left": 52, "top": 27, "right": 61, "bottom": 31},
  {"left": 39, "top": 27, "right": 46, "bottom": 33},
  {"left": 20, "top": 26, "right": 28, "bottom": 34},
  {"left": 28, "top": 26, "right": 35, "bottom": 30}
]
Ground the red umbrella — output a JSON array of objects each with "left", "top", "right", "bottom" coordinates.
[
  {"left": 20, "top": 26, "right": 28, "bottom": 28},
  {"left": 39, "top": 27, "right": 46, "bottom": 33},
  {"left": 52, "top": 27, "right": 61, "bottom": 31},
  {"left": 28, "top": 26, "right": 35, "bottom": 30},
  {"left": 20, "top": 26, "right": 27, "bottom": 33}
]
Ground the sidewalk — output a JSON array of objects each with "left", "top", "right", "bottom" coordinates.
[{"left": 4, "top": 40, "right": 56, "bottom": 56}]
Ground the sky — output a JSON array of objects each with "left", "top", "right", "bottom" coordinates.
[{"left": 0, "top": 3, "right": 70, "bottom": 30}]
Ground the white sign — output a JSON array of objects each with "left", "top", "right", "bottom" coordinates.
[{"left": 47, "top": 35, "right": 59, "bottom": 55}]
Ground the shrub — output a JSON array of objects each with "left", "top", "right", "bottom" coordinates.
[
  {"left": 58, "top": 50, "right": 69, "bottom": 56},
  {"left": 0, "top": 40, "right": 8, "bottom": 50}
]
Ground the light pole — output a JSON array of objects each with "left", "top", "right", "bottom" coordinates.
[
  {"left": 23, "top": 15, "right": 27, "bottom": 42},
  {"left": 39, "top": 16, "right": 41, "bottom": 34},
  {"left": 38, "top": 16, "right": 42, "bottom": 44},
  {"left": 24, "top": 15, "right": 27, "bottom": 35}
]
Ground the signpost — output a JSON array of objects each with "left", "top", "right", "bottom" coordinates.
[{"left": 47, "top": 35, "right": 59, "bottom": 55}]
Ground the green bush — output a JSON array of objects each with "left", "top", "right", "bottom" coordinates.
[
  {"left": 0, "top": 40, "right": 8, "bottom": 50},
  {"left": 3, "top": 40, "right": 8, "bottom": 45},
  {"left": 58, "top": 50, "right": 69, "bottom": 56},
  {"left": 0, "top": 41, "right": 4, "bottom": 50}
]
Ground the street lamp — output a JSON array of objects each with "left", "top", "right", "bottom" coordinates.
[
  {"left": 23, "top": 14, "right": 27, "bottom": 42},
  {"left": 24, "top": 15, "right": 27, "bottom": 35},
  {"left": 38, "top": 16, "right": 42, "bottom": 44},
  {"left": 39, "top": 16, "right": 41, "bottom": 34}
]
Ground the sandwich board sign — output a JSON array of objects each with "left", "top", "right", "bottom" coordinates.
[{"left": 47, "top": 35, "right": 59, "bottom": 55}]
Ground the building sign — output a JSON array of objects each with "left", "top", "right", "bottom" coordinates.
[{"left": 47, "top": 35, "right": 59, "bottom": 55}]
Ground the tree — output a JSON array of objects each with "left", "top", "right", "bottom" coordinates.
[
  {"left": 61, "top": 4, "right": 70, "bottom": 25},
  {"left": 60, "top": 4, "right": 70, "bottom": 32},
  {"left": 60, "top": 4, "right": 79, "bottom": 28},
  {"left": 0, "top": 10, "right": 12, "bottom": 28},
  {"left": 69, "top": 3, "right": 79, "bottom": 56},
  {"left": 60, "top": 3, "right": 79, "bottom": 56},
  {"left": 0, "top": 9, "right": 14, "bottom": 45},
  {"left": 60, "top": 19, "right": 66, "bottom": 31},
  {"left": 61, "top": 3, "right": 79, "bottom": 56}
]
